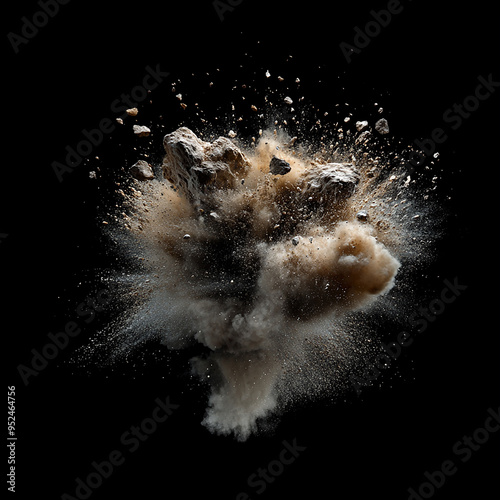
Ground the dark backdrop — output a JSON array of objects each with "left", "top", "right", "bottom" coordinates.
[{"left": 4, "top": 1, "right": 499, "bottom": 499}]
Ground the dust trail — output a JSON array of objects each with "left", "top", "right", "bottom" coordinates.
[{"left": 91, "top": 111, "right": 438, "bottom": 441}]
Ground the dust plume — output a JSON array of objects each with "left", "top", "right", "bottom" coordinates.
[{"left": 91, "top": 104, "right": 439, "bottom": 440}]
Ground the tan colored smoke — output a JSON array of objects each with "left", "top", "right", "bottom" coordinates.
[{"left": 111, "top": 125, "right": 414, "bottom": 440}]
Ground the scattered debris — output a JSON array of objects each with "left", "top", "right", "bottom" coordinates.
[
  {"left": 269, "top": 156, "right": 291, "bottom": 175},
  {"left": 89, "top": 171, "right": 96, "bottom": 179},
  {"left": 130, "top": 160, "right": 154, "bottom": 180}
]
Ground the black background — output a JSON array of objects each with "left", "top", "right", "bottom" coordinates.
[{"left": 4, "top": 1, "right": 499, "bottom": 499}]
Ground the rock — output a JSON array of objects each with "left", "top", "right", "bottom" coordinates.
[
  {"left": 292, "top": 236, "right": 300, "bottom": 246},
  {"left": 269, "top": 156, "right": 291, "bottom": 175},
  {"left": 126, "top": 107, "right": 138, "bottom": 116},
  {"left": 162, "top": 127, "right": 251, "bottom": 201},
  {"left": 284, "top": 96, "right": 293, "bottom": 105},
  {"left": 355, "top": 120, "right": 369, "bottom": 132},
  {"left": 355, "top": 130, "right": 371, "bottom": 144},
  {"left": 375, "top": 118, "right": 389, "bottom": 135},
  {"left": 183, "top": 234, "right": 191, "bottom": 240},
  {"left": 130, "top": 160, "right": 154, "bottom": 181},
  {"left": 356, "top": 210, "right": 369, "bottom": 222},
  {"left": 299, "top": 163, "right": 360, "bottom": 201},
  {"left": 133, "top": 125, "right": 151, "bottom": 137}
]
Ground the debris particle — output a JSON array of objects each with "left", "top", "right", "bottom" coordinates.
[
  {"left": 116, "top": 117, "right": 124, "bottom": 125},
  {"left": 133, "top": 125, "right": 151, "bottom": 137},
  {"left": 130, "top": 160, "right": 154, "bottom": 181},
  {"left": 292, "top": 236, "right": 300, "bottom": 246},
  {"left": 356, "top": 120, "right": 369, "bottom": 132},
  {"left": 375, "top": 118, "right": 389, "bottom": 135},
  {"left": 126, "top": 107, "right": 138, "bottom": 116},
  {"left": 269, "top": 156, "right": 291, "bottom": 175},
  {"left": 284, "top": 96, "right": 293, "bottom": 105},
  {"left": 356, "top": 210, "right": 369, "bottom": 222}
]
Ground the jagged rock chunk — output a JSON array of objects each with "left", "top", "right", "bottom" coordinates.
[
  {"left": 269, "top": 156, "right": 291, "bottom": 175},
  {"left": 299, "top": 163, "right": 360, "bottom": 201},
  {"left": 130, "top": 160, "right": 154, "bottom": 181},
  {"left": 162, "top": 127, "right": 250, "bottom": 201}
]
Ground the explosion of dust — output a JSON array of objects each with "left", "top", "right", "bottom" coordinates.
[{"left": 92, "top": 96, "right": 439, "bottom": 440}]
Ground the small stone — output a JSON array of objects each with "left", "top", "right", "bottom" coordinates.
[
  {"left": 228, "top": 130, "right": 237, "bottom": 138},
  {"left": 284, "top": 96, "right": 293, "bottom": 105},
  {"left": 292, "top": 236, "right": 300, "bottom": 246},
  {"left": 356, "top": 120, "right": 369, "bottom": 132},
  {"left": 250, "top": 105, "right": 258, "bottom": 111},
  {"left": 355, "top": 130, "right": 371, "bottom": 144},
  {"left": 133, "top": 125, "right": 151, "bottom": 137},
  {"left": 126, "top": 107, "right": 138, "bottom": 116},
  {"left": 130, "top": 160, "right": 154, "bottom": 180},
  {"left": 356, "top": 210, "right": 369, "bottom": 222},
  {"left": 183, "top": 234, "right": 191, "bottom": 239},
  {"left": 269, "top": 156, "right": 291, "bottom": 175},
  {"left": 89, "top": 171, "right": 96, "bottom": 179},
  {"left": 116, "top": 117, "right": 124, "bottom": 125},
  {"left": 375, "top": 118, "right": 389, "bottom": 135}
]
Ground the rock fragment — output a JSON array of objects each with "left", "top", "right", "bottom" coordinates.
[
  {"left": 133, "top": 125, "right": 151, "bottom": 137},
  {"left": 126, "top": 107, "right": 138, "bottom": 116},
  {"left": 299, "top": 163, "right": 360, "bottom": 201},
  {"left": 356, "top": 120, "right": 369, "bottom": 132},
  {"left": 356, "top": 210, "right": 369, "bottom": 222},
  {"left": 292, "top": 236, "right": 300, "bottom": 246},
  {"left": 269, "top": 156, "right": 291, "bottom": 175},
  {"left": 130, "top": 160, "right": 154, "bottom": 181},
  {"left": 162, "top": 127, "right": 250, "bottom": 201},
  {"left": 375, "top": 118, "right": 389, "bottom": 135}
]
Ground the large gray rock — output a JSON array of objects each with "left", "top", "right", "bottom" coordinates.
[{"left": 162, "top": 127, "right": 250, "bottom": 201}]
